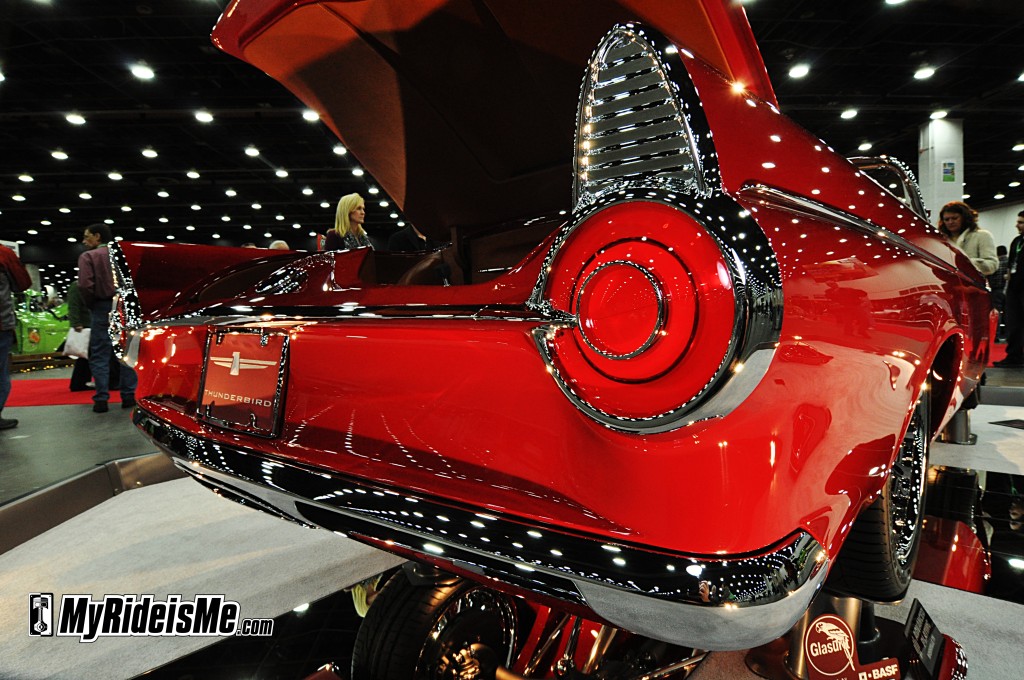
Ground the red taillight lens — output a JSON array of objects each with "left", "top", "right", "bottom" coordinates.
[{"left": 541, "top": 200, "right": 738, "bottom": 422}]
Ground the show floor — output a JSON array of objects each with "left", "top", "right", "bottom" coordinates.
[{"left": 2, "top": 366, "right": 1023, "bottom": 678}]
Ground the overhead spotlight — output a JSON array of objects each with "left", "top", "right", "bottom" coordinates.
[
  {"left": 186, "top": 170, "right": 201, "bottom": 179},
  {"left": 108, "top": 171, "right": 123, "bottom": 180},
  {"left": 379, "top": 201, "right": 388, "bottom": 207},
  {"left": 368, "top": 187, "right": 380, "bottom": 195},
  {"left": 79, "top": 192, "right": 92, "bottom": 200},
  {"left": 141, "top": 147, "right": 158, "bottom": 158},
  {"left": 857, "top": 142, "right": 872, "bottom": 151},
  {"left": 27, "top": 229, "right": 38, "bottom": 235},
  {"left": 251, "top": 203, "right": 262, "bottom": 210},
  {"left": 263, "top": 232, "right": 273, "bottom": 238},
  {"left": 995, "top": 193, "right": 1006, "bottom": 200},
  {"left": 130, "top": 63, "right": 155, "bottom": 80},
  {"left": 166, "top": 234, "right": 176, "bottom": 240},
  {"left": 242, "top": 224, "right": 253, "bottom": 230},
  {"left": 191, "top": 204, "right": 201, "bottom": 211},
  {"left": 225, "top": 188, "right": 237, "bottom": 197},
  {"left": 319, "top": 202, "right": 329, "bottom": 209},
  {"left": 211, "top": 233, "right": 220, "bottom": 239},
  {"left": 885, "top": 0, "right": 907, "bottom": 4},
  {"left": 66, "top": 113, "right": 86, "bottom": 125},
  {"left": 840, "top": 109, "right": 858, "bottom": 119},
  {"left": 1014, "top": 143, "right": 1024, "bottom": 152},
  {"left": 245, "top": 146, "right": 260, "bottom": 157},
  {"left": 66, "top": 237, "right": 77, "bottom": 243},
  {"left": 333, "top": 145, "right": 347, "bottom": 155},
  {"left": 0, "top": 68, "right": 5, "bottom": 82},
  {"left": 11, "top": 195, "right": 26, "bottom": 202},
  {"left": 195, "top": 110, "right": 214, "bottom": 123},
  {"left": 51, "top": 149, "right": 69, "bottom": 160},
  {"left": 185, "top": 225, "right": 195, "bottom": 231},
  {"left": 788, "top": 64, "right": 809, "bottom": 79},
  {"left": 352, "top": 168, "right": 364, "bottom": 177},
  {"left": 275, "top": 169, "right": 288, "bottom": 178},
  {"left": 221, "top": 215, "right": 231, "bottom": 222},
  {"left": 103, "top": 219, "right": 113, "bottom": 224},
  {"left": 18, "top": 174, "right": 33, "bottom": 182},
  {"left": 158, "top": 217, "right": 169, "bottom": 223},
  {"left": 121, "top": 205, "right": 132, "bottom": 212},
  {"left": 292, "top": 223, "right": 301, "bottom": 229},
  {"left": 275, "top": 214, "right": 285, "bottom": 221},
  {"left": 914, "top": 67, "right": 935, "bottom": 80},
  {"left": 302, "top": 187, "right": 313, "bottom": 196},
  {"left": 929, "top": 110, "right": 947, "bottom": 120},
  {"left": 59, "top": 207, "right": 71, "bottom": 213},
  {"left": 1010, "top": 181, "right": 1021, "bottom": 188},
  {"left": 302, "top": 109, "right": 320, "bottom": 122},
  {"left": 157, "top": 190, "right": 170, "bottom": 198},
  {"left": 136, "top": 226, "right": 146, "bottom": 232},
  {"left": 1019, "top": 72, "right": 1024, "bottom": 82}
]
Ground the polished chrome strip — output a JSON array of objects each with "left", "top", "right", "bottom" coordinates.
[
  {"left": 738, "top": 183, "right": 956, "bottom": 274},
  {"left": 136, "top": 410, "right": 828, "bottom": 650}
]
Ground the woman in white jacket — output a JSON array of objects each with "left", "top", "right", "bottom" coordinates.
[{"left": 938, "top": 201, "right": 998, "bottom": 276}]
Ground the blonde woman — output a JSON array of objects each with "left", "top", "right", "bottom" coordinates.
[{"left": 324, "top": 193, "right": 371, "bottom": 250}]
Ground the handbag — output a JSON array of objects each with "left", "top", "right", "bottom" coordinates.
[{"left": 63, "top": 328, "right": 91, "bottom": 359}]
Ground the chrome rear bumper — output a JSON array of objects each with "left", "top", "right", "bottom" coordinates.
[{"left": 135, "top": 409, "right": 828, "bottom": 650}]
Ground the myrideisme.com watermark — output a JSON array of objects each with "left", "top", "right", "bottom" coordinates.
[{"left": 29, "top": 593, "right": 274, "bottom": 642}]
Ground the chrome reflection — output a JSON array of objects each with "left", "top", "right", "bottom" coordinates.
[
  {"left": 573, "top": 23, "right": 719, "bottom": 211},
  {"left": 136, "top": 410, "right": 828, "bottom": 650},
  {"left": 108, "top": 241, "right": 144, "bottom": 363}
]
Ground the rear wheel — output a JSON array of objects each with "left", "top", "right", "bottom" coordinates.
[
  {"left": 828, "top": 390, "right": 930, "bottom": 601},
  {"left": 351, "top": 571, "right": 518, "bottom": 680}
]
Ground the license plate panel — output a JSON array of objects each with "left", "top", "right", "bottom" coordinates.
[{"left": 198, "top": 328, "right": 288, "bottom": 437}]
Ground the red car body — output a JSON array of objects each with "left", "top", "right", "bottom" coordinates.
[{"left": 114, "top": 0, "right": 990, "bottom": 651}]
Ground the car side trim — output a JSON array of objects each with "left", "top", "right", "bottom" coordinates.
[{"left": 135, "top": 408, "right": 828, "bottom": 650}]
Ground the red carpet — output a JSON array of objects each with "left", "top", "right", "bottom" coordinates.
[{"left": 7, "top": 379, "right": 124, "bottom": 407}]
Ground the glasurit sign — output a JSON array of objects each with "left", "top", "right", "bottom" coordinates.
[{"left": 804, "top": 613, "right": 900, "bottom": 680}]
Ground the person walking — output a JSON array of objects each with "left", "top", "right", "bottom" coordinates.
[
  {"left": 0, "top": 244, "right": 31, "bottom": 429},
  {"left": 995, "top": 210, "right": 1024, "bottom": 367},
  {"left": 77, "top": 224, "right": 137, "bottom": 411}
]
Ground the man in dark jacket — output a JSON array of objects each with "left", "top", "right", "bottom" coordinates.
[
  {"left": 0, "top": 244, "right": 31, "bottom": 429},
  {"left": 995, "top": 210, "right": 1024, "bottom": 367},
  {"left": 77, "top": 224, "right": 136, "bottom": 412}
]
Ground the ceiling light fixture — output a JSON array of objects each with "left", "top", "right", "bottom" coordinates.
[
  {"left": 275, "top": 169, "right": 288, "bottom": 177},
  {"left": 108, "top": 172, "right": 123, "bottom": 181},
  {"left": 130, "top": 63, "right": 155, "bottom": 80},
  {"left": 186, "top": 170, "right": 201, "bottom": 179},
  {"left": 195, "top": 110, "right": 214, "bottom": 123},
  {"left": 332, "top": 145, "right": 347, "bottom": 155},
  {"left": 368, "top": 187, "right": 380, "bottom": 195},
  {"left": 251, "top": 203, "right": 262, "bottom": 210},
  {"left": 1014, "top": 143, "right": 1024, "bottom": 152},
  {"left": 885, "top": 0, "right": 908, "bottom": 5},
  {"left": 191, "top": 204, "right": 201, "bottom": 211},
  {"left": 79, "top": 192, "right": 91, "bottom": 200},
  {"left": 121, "top": 205, "right": 132, "bottom": 212},
  {"left": 995, "top": 193, "right": 1006, "bottom": 200},
  {"left": 158, "top": 217, "right": 169, "bottom": 223},
  {"left": 27, "top": 229, "right": 38, "bottom": 235},
  {"left": 352, "top": 168, "right": 364, "bottom": 176},
  {"left": 157, "top": 190, "right": 169, "bottom": 198},
  {"left": 51, "top": 149, "right": 68, "bottom": 160},
  {"left": 788, "top": 64, "right": 809, "bottom": 79},
  {"left": 18, "top": 174, "right": 33, "bottom": 182},
  {"left": 66, "top": 113, "right": 86, "bottom": 125},
  {"left": 913, "top": 67, "right": 935, "bottom": 80},
  {"left": 1009, "top": 181, "right": 1021, "bottom": 188},
  {"left": 930, "top": 110, "right": 947, "bottom": 120},
  {"left": 244, "top": 146, "right": 259, "bottom": 157},
  {"left": 840, "top": 109, "right": 858, "bottom": 119},
  {"left": 58, "top": 207, "right": 70, "bottom": 213},
  {"left": 212, "top": 233, "right": 220, "bottom": 239},
  {"left": 857, "top": 142, "right": 872, "bottom": 151},
  {"left": 11, "top": 195, "right": 26, "bottom": 202},
  {"left": 141, "top": 147, "right": 158, "bottom": 158},
  {"left": 225, "top": 188, "right": 237, "bottom": 197},
  {"left": 302, "top": 109, "right": 319, "bottom": 122},
  {"left": 320, "top": 202, "right": 329, "bottom": 209},
  {"left": 186, "top": 225, "right": 195, "bottom": 231},
  {"left": 302, "top": 187, "right": 313, "bottom": 195}
]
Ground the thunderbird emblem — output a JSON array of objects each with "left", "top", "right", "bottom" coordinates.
[{"left": 210, "top": 351, "right": 277, "bottom": 376}]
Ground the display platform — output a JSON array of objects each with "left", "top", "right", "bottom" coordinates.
[{"left": 0, "top": 477, "right": 404, "bottom": 680}]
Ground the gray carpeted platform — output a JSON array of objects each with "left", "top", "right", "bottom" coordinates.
[{"left": 0, "top": 478, "right": 404, "bottom": 680}]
